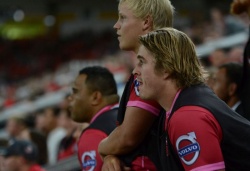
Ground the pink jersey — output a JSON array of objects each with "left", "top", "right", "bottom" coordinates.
[
  {"left": 77, "top": 105, "right": 117, "bottom": 171},
  {"left": 167, "top": 106, "right": 225, "bottom": 171},
  {"left": 77, "top": 129, "right": 107, "bottom": 171},
  {"left": 127, "top": 76, "right": 161, "bottom": 116}
]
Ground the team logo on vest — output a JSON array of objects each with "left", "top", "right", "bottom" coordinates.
[
  {"left": 134, "top": 79, "right": 140, "bottom": 96},
  {"left": 176, "top": 132, "right": 200, "bottom": 165},
  {"left": 81, "top": 150, "right": 97, "bottom": 171}
]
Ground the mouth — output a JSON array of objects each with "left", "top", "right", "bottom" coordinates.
[
  {"left": 138, "top": 81, "right": 142, "bottom": 85},
  {"left": 137, "top": 80, "right": 143, "bottom": 87}
]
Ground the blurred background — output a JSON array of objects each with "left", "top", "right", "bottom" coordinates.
[{"left": 0, "top": 0, "right": 248, "bottom": 170}]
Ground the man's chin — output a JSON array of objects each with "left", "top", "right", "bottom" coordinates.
[
  {"left": 119, "top": 44, "right": 133, "bottom": 51},
  {"left": 70, "top": 114, "right": 80, "bottom": 122},
  {"left": 139, "top": 94, "right": 148, "bottom": 100}
]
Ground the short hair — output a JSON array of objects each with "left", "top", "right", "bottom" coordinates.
[
  {"left": 43, "top": 106, "right": 61, "bottom": 117},
  {"left": 28, "top": 129, "right": 48, "bottom": 165},
  {"left": 218, "top": 62, "right": 243, "bottom": 97},
  {"left": 139, "top": 28, "right": 207, "bottom": 88},
  {"left": 79, "top": 66, "right": 117, "bottom": 96},
  {"left": 119, "top": 0, "right": 174, "bottom": 29},
  {"left": 8, "top": 116, "right": 27, "bottom": 127}
]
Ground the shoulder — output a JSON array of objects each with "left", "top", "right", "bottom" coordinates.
[
  {"left": 80, "top": 128, "right": 107, "bottom": 139},
  {"left": 168, "top": 106, "right": 222, "bottom": 140},
  {"left": 172, "top": 106, "right": 217, "bottom": 123}
]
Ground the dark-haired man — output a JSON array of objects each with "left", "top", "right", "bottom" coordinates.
[
  {"left": 68, "top": 66, "right": 119, "bottom": 171},
  {"left": 212, "top": 62, "right": 246, "bottom": 118}
]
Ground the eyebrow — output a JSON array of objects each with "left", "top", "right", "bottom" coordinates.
[
  {"left": 137, "top": 55, "right": 144, "bottom": 60},
  {"left": 71, "top": 82, "right": 77, "bottom": 89},
  {"left": 72, "top": 87, "right": 78, "bottom": 93}
]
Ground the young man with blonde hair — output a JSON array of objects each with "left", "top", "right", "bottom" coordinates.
[
  {"left": 133, "top": 27, "right": 250, "bottom": 171},
  {"left": 98, "top": 0, "right": 174, "bottom": 170}
]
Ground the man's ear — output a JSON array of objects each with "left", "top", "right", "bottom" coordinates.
[
  {"left": 228, "top": 83, "right": 237, "bottom": 96},
  {"left": 91, "top": 91, "right": 102, "bottom": 105},
  {"left": 143, "top": 15, "right": 153, "bottom": 31},
  {"left": 163, "top": 70, "right": 171, "bottom": 80}
]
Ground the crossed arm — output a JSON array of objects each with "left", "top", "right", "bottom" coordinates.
[{"left": 98, "top": 106, "right": 157, "bottom": 157}]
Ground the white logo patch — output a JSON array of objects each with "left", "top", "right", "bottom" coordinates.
[
  {"left": 134, "top": 79, "right": 140, "bottom": 96},
  {"left": 176, "top": 132, "right": 200, "bottom": 165},
  {"left": 81, "top": 150, "right": 96, "bottom": 171}
]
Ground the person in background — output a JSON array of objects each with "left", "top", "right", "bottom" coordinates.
[
  {"left": 230, "top": 0, "right": 250, "bottom": 120},
  {"left": 41, "top": 106, "right": 66, "bottom": 165},
  {"left": 1, "top": 139, "right": 46, "bottom": 171},
  {"left": 68, "top": 66, "right": 119, "bottom": 171},
  {"left": 57, "top": 108, "right": 78, "bottom": 161},
  {"left": 5, "top": 116, "right": 28, "bottom": 140},
  {"left": 34, "top": 110, "right": 46, "bottom": 134},
  {"left": 212, "top": 62, "right": 246, "bottom": 117},
  {"left": 0, "top": 138, "right": 8, "bottom": 171},
  {"left": 98, "top": 0, "right": 174, "bottom": 170},
  {"left": 133, "top": 27, "right": 250, "bottom": 170},
  {"left": 19, "top": 128, "right": 48, "bottom": 165},
  {"left": 209, "top": 49, "right": 227, "bottom": 67}
]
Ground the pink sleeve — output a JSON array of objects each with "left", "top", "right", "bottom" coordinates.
[
  {"left": 167, "top": 106, "right": 225, "bottom": 171},
  {"left": 77, "top": 129, "right": 107, "bottom": 171},
  {"left": 127, "top": 77, "right": 161, "bottom": 116}
]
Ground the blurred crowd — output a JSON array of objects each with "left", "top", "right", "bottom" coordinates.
[{"left": 0, "top": 7, "right": 248, "bottom": 110}]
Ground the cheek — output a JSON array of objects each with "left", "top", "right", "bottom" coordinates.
[
  {"left": 143, "top": 70, "right": 155, "bottom": 84},
  {"left": 72, "top": 99, "right": 81, "bottom": 113},
  {"left": 123, "top": 22, "right": 141, "bottom": 39},
  {"left": 212, "top": 83, "right": 219, "bottom": 92},
  {"left": 74, "top": 98, "right": 87, "bottom": 115},
  {"left": 72, "top": 94, "right": 83, "bottom": 106},
  {"left": 213, "top": 83, "right": 226, "bottom": 97},
  {"left": 216, "top": 82, "right": 225, "bottom": 92}
]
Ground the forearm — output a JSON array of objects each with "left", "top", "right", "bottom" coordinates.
[
  {"left": 98, "top": 126, "right": 140, "bottom": 157},
  {"left": 98, "top": 107, "right": 157, "bottom": 157}
]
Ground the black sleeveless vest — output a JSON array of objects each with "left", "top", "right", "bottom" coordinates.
[
  {"left": 83, "top": 107, "right": 118, "bottom": 135},
  {"left": 159, "top": 84, "right": 250, "bottom": 171}
]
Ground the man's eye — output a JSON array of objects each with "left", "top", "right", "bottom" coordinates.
[
  {"left": 72, "top": 88, "right": 77, "bottom": 94},
  {"left": 139, "top": 60, "right": 143, "bottom": 65},
  {"left": 119, "top": 15, "right": 125, "bottom": 20}
]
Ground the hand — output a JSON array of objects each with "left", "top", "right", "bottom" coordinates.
[
  {"left": 98, "top": 138, "right": 108, "bottom": 160},
  {"left": 101, "top": 155, "right": 131, "bottom": 171}
]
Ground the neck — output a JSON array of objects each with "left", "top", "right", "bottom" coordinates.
[
  {"left": 227, "top": 96, "right": 240, "bottom": 108},
  {"left": 91, "top": 94, "right": 119, "bottom": 117},
  {"left": 158, "top": 80, "right": 179, "bottom": 112}
]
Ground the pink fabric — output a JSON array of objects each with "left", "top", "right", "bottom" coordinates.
[
  {"left": 127, "top": 101, "right": 160, "bottom": 116},
  {"left": 191, "top": 161, "right": 225, "bottom": 171},
  {"left": 90, "top": 104, "right": 117, "bottom": 123},
  {"left": 165, "top": 89, "right": 181, "bottom": 130}
]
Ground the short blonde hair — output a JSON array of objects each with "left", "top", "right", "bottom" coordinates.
[
  {"left": 119, "top": 0, "right": 174, "bottom": 29},
  {"left": 139, "top": 28, "right": 207, "bottom": 88}
]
